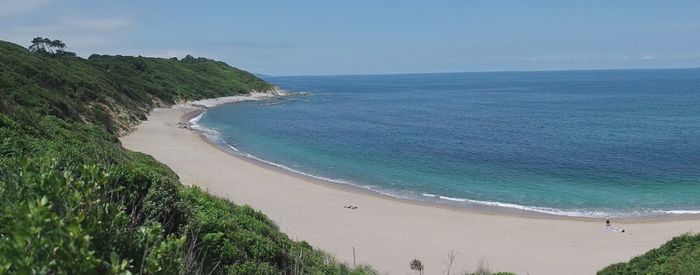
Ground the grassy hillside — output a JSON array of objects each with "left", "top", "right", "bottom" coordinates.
[
  {"left": 0, "top": 41, "right": 271, "bottom": 135},
  {"left": 598, "top": 233, "right": 700, "bottom": 275},
  {"left": 0, "top": 40, "right": 375, "bottom": 274}
]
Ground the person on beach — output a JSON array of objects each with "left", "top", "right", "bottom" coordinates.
[{"left": 606, "top": 216, "right": 611, "bottom": 226}]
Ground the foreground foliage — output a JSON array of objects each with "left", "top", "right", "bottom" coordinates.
[
  {"left": 598, "top": 233, "right": 700, "bottom": 275},
  {"left": 0, "top": 40, "right": 375, "bottom": 274}
]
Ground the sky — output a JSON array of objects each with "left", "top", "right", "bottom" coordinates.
[{"left": 1, "top": 0, "right": 699, "bottom": 75}]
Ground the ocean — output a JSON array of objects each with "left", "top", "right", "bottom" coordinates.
[{"left": 194, "top": 68, "right": 700, "bottom": 217}]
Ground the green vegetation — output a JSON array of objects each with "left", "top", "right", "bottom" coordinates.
[
  {"left": 1, "top": 39, "right": 271, "bottom": 134},
  {"left": 0, "top": 40, "right": 375, "bottom": 274},
  {"left": 598, "top": 233, "right": 700, "bottom": 275},
  {"left": 4, "top": 37, "right": 695, "bottom": 275},
  {"left": 29, "top": 37, "right": 75, "bottom": 57}
]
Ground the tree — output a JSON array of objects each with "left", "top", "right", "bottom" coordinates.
[
  {"left": 42, "top": 38, "right": 53, "bottom": 53},
  {"left": 51, "top": 39, "right": 66, "bottom": 52},
  {"left": 29, "top": 37, "right": 47, "bottom": 53},
  {"left": 28, "top": 37, "right": 74, "bottom": 56}
]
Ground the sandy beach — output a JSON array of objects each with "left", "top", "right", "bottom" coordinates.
[{"left": 120, "top": 96, "right": 700, "bottom": 275}]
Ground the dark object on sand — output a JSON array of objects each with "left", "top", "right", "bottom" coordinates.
[{"left": 410, "top": 259, "right": 424, "bottom": 274}]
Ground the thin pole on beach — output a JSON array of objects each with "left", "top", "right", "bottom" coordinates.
[{"left": 352, "top": 246, "right": 356, "bottom": 266}]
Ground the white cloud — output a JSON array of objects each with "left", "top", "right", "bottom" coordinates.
[
  {"left": 641, "top": 56, "right": 656, "bottom": 60},
  {"left": 0, "top": 0, "right": 53, "bottom": 19}
]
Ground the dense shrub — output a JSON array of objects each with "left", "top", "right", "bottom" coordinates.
[
  {"left": 180, "top": 187, "right": 362, "bottom": 274},
  {"left": 599, "top": 233, "right": 700, "bottom": 275},
  {"left": 0, "top": 158, "right": 184, "bottom": 274}
]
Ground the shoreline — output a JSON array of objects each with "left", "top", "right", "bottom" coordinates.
[
  {"left": 121, "top": 94, "right": 700, "bottom": 274},
  {"left": 180, "top": 98, "right": 700, "bottom": 222}
]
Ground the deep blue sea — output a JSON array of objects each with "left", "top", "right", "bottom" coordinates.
[{"left": 195, "top": 69, "right": 700, "bottom": 217}]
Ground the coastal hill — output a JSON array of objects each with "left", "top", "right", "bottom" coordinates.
[
  {"left": 0, "top": 38, "right": 697, "bottom": 274},
  {"left": 0, "top": 40, "right": 374, "bottom": 274},
  {"left": 0, "top": 40, "right": 272, "bottom": 135}
]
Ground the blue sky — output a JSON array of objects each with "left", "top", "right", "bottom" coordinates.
[{"left": 1, "top": 0, "right": 699, "bottom": 75}]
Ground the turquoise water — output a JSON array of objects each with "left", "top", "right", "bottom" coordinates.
[{"left": 195, "top": 69, "right": 700, "bottom": 217}]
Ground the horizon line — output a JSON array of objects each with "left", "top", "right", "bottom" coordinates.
[{"left": 259, "top": 66, "right": 700, "bottom": 78}]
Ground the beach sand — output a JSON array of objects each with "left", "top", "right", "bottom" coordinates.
[{"left": 120, "top": 99, "right": 700, "bottom": 275}]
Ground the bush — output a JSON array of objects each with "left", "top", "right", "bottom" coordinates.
[
  {"left": 0, "top": 158, "right": 184, "bottom": 274},
  {"left": 180, "top": 186, "right": 361, "bottom": 274},
  {"left": 599, "top": 233, "right": 700, "bottom": 275}
]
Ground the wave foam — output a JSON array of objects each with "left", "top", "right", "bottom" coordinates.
[
  {"left": 661, "top": 210, "right": 700, "bottom": 215},
  {"left": 189, "top": 112, "right": 372, "bottom": 189},
  {"left": 421, "top": 193, "right": 614, "bottom": 217},
  {"left": 227, "top": 142, "right": 364, "bottom": 188},
  {"left": 189, "top": 110, "right": 700, "bottom": 219},
  {"left": 420, "top": 193, "right": 700, "bottom": 218}
]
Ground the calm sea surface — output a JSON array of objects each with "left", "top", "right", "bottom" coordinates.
[{"left": 196, "top": 69, "right": 700, "bottom": 217}]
